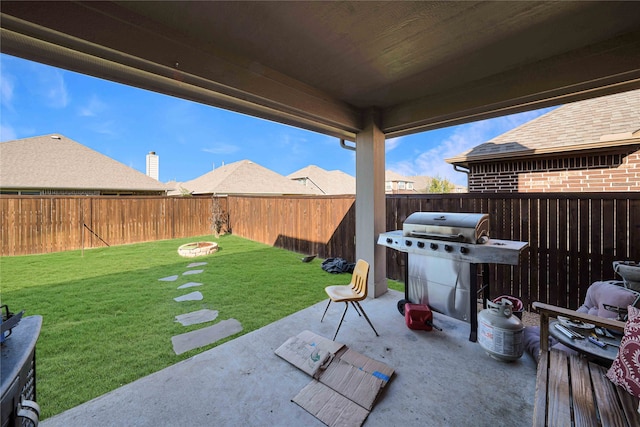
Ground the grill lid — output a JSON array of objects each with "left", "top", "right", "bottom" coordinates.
[{"left": 402, "top": 212, "right": 489, "bottom": 243}]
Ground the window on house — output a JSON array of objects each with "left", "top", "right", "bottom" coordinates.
[
  {"left": 385, "top": 182, "right": 392, "bottom": 191},
  {"left": 398, "top": 182, "right": 406, "bottom": 190},
  {"left": 407, "top": 183, "right": 413, "bottom": 190}
]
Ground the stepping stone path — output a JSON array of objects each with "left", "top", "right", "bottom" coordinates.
[
  {"left": 172, "top": 319, "right": 243, "bottom": 355},
  {"left": 177, "top": 282, "right": 203, "bottom": 289},
  {"left": 175, "top": 309, "right": 219, "bottom": 326},
  {"left": 187, "top": 262, "right": 207, "bottom": 268},
  {"left": 158, "top": 260, "right": 244, "bottom": 354},
  {"left": 183, "top": 269, "right": 204, "bottom": 276},
  {"left": 174, "top": 291, "right": 203, "bottom": 302}
]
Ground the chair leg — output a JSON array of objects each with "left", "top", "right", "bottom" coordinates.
[
  {"left": 355, "top": 301, "right": 380, "bottom": 337},
  {"left": 333, "top": 302, "right": 349, "bottom": 341},
  {"left": 321, "top": 299, "right": 332, "bottom": 322},
  {"left": 350, "top": 301, "right": 362, "bottom": 316}
]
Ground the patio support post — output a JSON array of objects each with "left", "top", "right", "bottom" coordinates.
[{"left": 355, "top": 108, "right": 387, "bottom": 298}]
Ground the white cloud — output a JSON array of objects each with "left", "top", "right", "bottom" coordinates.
[
  {"left": 0, "top": 124, "right": 17, "bottom": 142},
  {"left": 30, "top": 65, "right": 69, "bottom": 108},
  {"left": 0, "top": 72, "right": 14, "bottom": 111},
  {"left": 162, "top": 100, "right": 198, "bottom": 127},
  {"left": 385, "top": 136, "right": 402, "bottom": 152},
  {"left": 270, "top": 131, "right": 312, "bottom": 161},
  {"left": 387, "top": 108, "right": 556, "bottom": 186},
  {"left": 202, "top": 143, "right": 240, "bottom": 155},
  {"left": 386, "top": 159, "right": 415, "bottom": 176},
  {"left": 0, "top": 68, "right": 17, "bottom": 141},
  {"left": 276, "top": 130, "right": 313, "bottom": 151},
  {"left": 88, "top": 120, "right": 118, "bottom": 137},
  {"left": 386, "top": 121, "right": 491, "bottom": 185},
  {"left": 78, "top": 95, "right": 107, "bottom": 117}
]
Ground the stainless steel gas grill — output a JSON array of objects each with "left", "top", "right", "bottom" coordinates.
[{"left": 377, "top": 212, "right": 528, "bottom": 341}]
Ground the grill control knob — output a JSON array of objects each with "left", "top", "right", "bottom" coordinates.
[
  {"left": 430, "top": 243, "right": 438, "bottom": 250},
  {"left": 386, "top": 238, "right": 393, "bottom": 244},
  {"left": 444, "top": 245, "right": 452, "bottom": 252},
  {"left": 417, "top": 241, "right": 425, "bottom": 248},
  {"left": 405, "top": 240, "right": 412, "bottom": 247},
  {"left": 460, "top": 246, "right": 469, "bottom": 254}
]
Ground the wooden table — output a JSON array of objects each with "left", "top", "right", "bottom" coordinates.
[
  {"left": 548, "top": 320, "right": 621, "bottom": 364},
  {"left": 533, "top": 302, "right": 626, "bottom": 354}
]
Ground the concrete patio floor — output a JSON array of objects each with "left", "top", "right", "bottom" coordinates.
[{"left": 41, "top": 289, "right": 537, "bottom": 427}]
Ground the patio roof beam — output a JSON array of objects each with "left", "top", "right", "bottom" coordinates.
[
  {"left": 3, "top": 2, "right": 640, "bottom": 141},
  {"left": 0, "top": 11, "right": 362, "bottom": 141},
  {"left": 382, "top": 29, "right": 640, "bottom": 138}
]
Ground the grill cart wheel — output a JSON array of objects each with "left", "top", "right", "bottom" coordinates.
[{"left": 397, "top": 299, "right": 409, "bottom": 316}]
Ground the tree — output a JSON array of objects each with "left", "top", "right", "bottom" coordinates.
[
  {"left": 426, "top": 176, "right": 455, "bottom": 193},
  {"left": 211, "top": 195, "right": 229, "bottom": 237}
]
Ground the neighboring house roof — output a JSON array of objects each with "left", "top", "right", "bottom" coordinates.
[
  {"left": 179, "top": 160, "right": 320, "bottom": 195},
  {"left": 165, "top": 180, "right": 190, "bottom": 196},
  {"left": 0, "top": 134, "right": 169, "bottom": 192},
  {"left": 407, "top": 175, "right": 432, "bottom": 191},
  {"left": 287, "top": 165, "right": 355, "bottom": 195},
  {"left": 385, "top": 170, "right": 414, "bottom": 183},
  {"left": 447, "top": 89, "right": 640, "bottom": 165},
  {"left": 384, "top": 170, "right": 416, "bottom": 194}
]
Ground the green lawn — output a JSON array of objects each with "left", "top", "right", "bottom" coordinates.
[{"left": 1, "top": 234, "right": 402, "bottom": 419}]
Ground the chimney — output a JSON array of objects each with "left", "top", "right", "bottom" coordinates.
[{"left": 146, "top": 151, "right": 159, "bottom": 180}]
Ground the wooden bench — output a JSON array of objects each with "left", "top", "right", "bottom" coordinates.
[{"left": 532, "top": 302, "right": 640, "bottom": 427}]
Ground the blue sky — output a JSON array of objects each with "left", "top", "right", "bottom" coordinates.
[{"left": 1, "top": 53, "right": 554, "bottom": 186}]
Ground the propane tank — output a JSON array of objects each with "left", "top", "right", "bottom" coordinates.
[{"left": 478, "top": 298, "right": 525, "bottom": 362}]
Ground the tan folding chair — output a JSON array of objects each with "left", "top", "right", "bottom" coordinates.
[{"left": 320, "top": 259, "right": 379, "bottom": 340}]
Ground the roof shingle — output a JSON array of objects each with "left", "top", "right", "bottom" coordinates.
[
  {"left": 447, "top": 89, "right": 640, "bottom": 164},
  {"left": 287, "top": 165, "right": 355, "bottom": 195},
  {"left": 0, "top": 134, "right": 169, "bottom": 192},
  {"left": 179, "top": 160, "right": 320, "bottom": 195}
]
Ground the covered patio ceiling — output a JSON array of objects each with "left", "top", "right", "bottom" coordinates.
[{"left": 2, "top": 1, "right": 639, "bottom": 142}]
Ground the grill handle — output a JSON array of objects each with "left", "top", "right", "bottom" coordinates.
[{"left": 408, "top": 232, "right": 465, "bottom": 242}]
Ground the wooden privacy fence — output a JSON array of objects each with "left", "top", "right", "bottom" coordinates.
[
  {"left": 2, "top": 193, "right": 638, "bottom": 310},
  {"left": 226, "top": 195, "right": 356, "bottom": 260},
  {"left": 381, "top": 194, "right": 640, "bottom": 310},
  {"left": 0, "top": 196, "right": 223, "bottom": 255},
  {"left": 229, "top": 193, "right": 640, "bottom": 310}
]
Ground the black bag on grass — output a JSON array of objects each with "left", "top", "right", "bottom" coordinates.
[{"left": 321, "top": 257, "right": 355, "bottom": 274}]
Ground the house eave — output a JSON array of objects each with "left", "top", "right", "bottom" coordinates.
[{"left": 445, "top": 137, "right": 640, "bottom": 166}]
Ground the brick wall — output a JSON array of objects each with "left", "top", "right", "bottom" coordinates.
[{"left": 468, "top": 148, "right": 640, "bottom": 192}]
